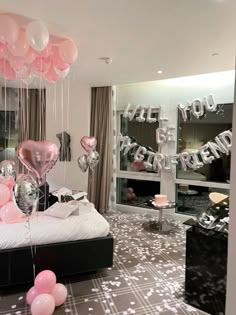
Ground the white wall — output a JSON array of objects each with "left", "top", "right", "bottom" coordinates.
[
  {"left": 46, "top": 79, "right": 90, "bottom": 192},
  {"left": 116, "top": 70, "right": 235, "bottom": 213}
]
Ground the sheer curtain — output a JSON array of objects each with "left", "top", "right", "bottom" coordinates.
[{"left": 88, "top": 86, "right": 112, "bottom": 213}]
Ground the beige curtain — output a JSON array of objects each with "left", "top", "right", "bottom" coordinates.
[
  {"left": 18, "top": 88, "right": 46, "bottom": 142},
  {"left": 17, "top": 88, "right": 46, "bottom": 173},
  {"left": 88, "top": 86, "right": 112, "bottom": 213}
]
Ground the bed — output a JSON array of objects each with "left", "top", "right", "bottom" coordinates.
[{"left": 0, "top": 201, "right": 113, "bottom": 288}]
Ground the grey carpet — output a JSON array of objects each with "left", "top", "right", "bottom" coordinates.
[{"left": 0, "top": 212, "right": 209, "bottom": 315}]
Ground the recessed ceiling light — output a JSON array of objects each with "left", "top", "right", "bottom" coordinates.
[
  {"left": 212, "top": 52, "right": 219, "bottom": 56},
  {"left": 157, "top": 70, "right": 163, "bottom": 74}
]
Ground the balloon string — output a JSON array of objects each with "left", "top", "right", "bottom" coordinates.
[{"left": 24, "top": 214, "right": 36, "bottom": 280}]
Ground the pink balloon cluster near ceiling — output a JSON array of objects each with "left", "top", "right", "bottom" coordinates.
[{"left": 0, "top": 14, "right": 78, "bottom": 84}]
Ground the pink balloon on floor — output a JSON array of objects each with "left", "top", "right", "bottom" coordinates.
[
  {"left": 0, "top": 201, "right": 24, "bottom": 224},
  {"left": 31, "top": 293, "right": 55, "bottom": 315},
  {"left": 0, "top": 175, "right": 15, "bottom": 190},
  {"left": 35, "top": 270, "right": 57, "bottom": 294},
  {"left": 0, "top": 183, "right": 10, "bottom": 206},
  {"left": 26, "top": 286, "right": 39, "bottom": 305},
  {"left": 51, "top": 283, "right": 67, "bottom": 306}
]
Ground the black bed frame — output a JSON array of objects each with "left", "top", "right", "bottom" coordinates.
[{"left": 0, "top": 234, "right": 113, "bottom": 289}]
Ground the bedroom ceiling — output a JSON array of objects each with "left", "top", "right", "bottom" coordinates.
[{"left": 0, "top": 0, "right": 235, "bottom": 87}]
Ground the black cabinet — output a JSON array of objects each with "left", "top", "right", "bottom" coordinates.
[{"left": 185, "top": 225, "right": 227, "bottom": 315}]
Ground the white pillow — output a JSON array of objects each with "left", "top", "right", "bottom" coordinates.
[{"left": 44, "top": 202, "right": 79, "bottom": 219}]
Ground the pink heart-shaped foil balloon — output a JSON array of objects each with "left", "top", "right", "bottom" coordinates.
[
  {"left": 80, "top": 136, "right": 97, "bottom": 153},
  {"left": 18, "top": 140, "right": 59, "bottom": 184}
]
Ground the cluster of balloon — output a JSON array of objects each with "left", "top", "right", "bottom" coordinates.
[
  {"left": 0, "top": 140, "right": 59, "bottom": 224},
  {"left": 78, "top": 136, "right": 100, "bottom": 172},
  {"left": 26, "top": 270, "right": 67, "bottom": 315},
  {"left": 0, "top": 14, "right": 78, "bottom": 84}
]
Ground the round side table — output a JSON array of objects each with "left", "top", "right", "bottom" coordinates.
[{"left": 142, "top": 201, "right": 177, "bottom": 234}]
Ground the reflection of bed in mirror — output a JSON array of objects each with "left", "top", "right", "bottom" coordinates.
[{"left": 177, "top": 170, "right": 207, "bottom": 181}]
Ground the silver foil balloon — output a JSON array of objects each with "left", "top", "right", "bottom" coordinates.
[
  {"left": 0, "top": 160, "right": 16, "bottom": 179},
  {"left": 87, "top": 151, "right": 100, "bottom": 170},
  {"left": 13, "top": 174, "right": 39, "bottom": 216},
  {"left": 78, "top": 155, "right": 89, "bottom": 172}
]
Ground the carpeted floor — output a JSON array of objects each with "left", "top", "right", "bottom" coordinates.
[{"left": 0, "top": 212, "right": 209, "bottom": 315}]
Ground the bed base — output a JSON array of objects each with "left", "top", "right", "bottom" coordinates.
[{"left": 0, "top": 234, "right": 113, "bottom": 289}]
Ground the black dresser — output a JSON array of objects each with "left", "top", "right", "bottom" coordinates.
[{"left": 184, "top": 221, "right": 228, "bottom": 315}]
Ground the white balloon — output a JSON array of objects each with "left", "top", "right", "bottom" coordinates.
[
  {"left": 54, "top": 66, "right": 70, "bottom": 79},
  {"left": 202, "top": 94, "right": 217, "bottom": 112},
  {"left": 191, "top": 150, "right": 204, "bottom": 169},
  {"left": 178, "top": 101, "right": 191, "bottom": 121},
  {"left": 26, "top": 20, "right": 49, "bottom": 52}
]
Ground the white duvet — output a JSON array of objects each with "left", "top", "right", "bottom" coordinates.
[{"left": 0, "top": 202, "right": 110, "bottom": 250}]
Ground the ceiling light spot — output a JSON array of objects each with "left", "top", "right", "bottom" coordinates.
[{"left": 157, "top": 70, "right": 163, "bottom": 74}]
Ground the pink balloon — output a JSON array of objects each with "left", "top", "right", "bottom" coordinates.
[
  {"left": 25, "top": 47, "right": 37, "bottom": 64},
  {"left": 8, "top": 29, "right": 29, "bottom": 57},
  {"left": 17, "top": 64, "right": 31, "bottom": 79},
  {"left": 32, "top": 56, "right": 51, "bottom": 74},
  {"left": 1, "top": 60, "right": 16, "bottom": 80},
  {"left": 45, "top": 63, "right": 59, "bottom": 83},
  {"left": 80, "top": 136, "right": 97, "bottom": 153},
  {"left": 38, "top": 41, "right": 52, "bottom": 58},
  {"left": 59, "top": 39, "right": 78, "bottom": 64},
  {"left": 0, "top": 43, "right": 6, "bottom": 59},
  {"left": 51, "top": 283, "right": 67, "bottom": 306},
  {"left": 26, "top": 286, "right": 39, "bottom": 305},
  {"left": 0, "top": 183, "right": 10, "bottom": 206},
  {"left": 0, "top": 176, "right": 15, "bottom": 190},
  {"left": 31, "top": 293, "right": 55, "bottom": 315},
  {"left": 0, "top": 15, "right": 19, "bottom": 45},
  {"left": 0, "top": 201, "right": 23, "bottom": 224},
  {"left": 8, "top": 52, "right": 25, "bottom": 72},
  {"left": 52, "top": 47, "right": 69, "bottom": 71},
  {"left": 17, "top": 140, "right": 59, "bottom": 184},
  {"left": 34, "top": 270, "right": 57, "bottom": 294}
]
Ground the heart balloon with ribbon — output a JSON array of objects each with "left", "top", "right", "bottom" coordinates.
[{"left": 17, "top": 140, "right": 59, "bottom": 185}]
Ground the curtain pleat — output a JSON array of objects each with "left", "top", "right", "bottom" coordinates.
[
  {"left": 88, "top": 86, "right": 112, "bottom": 213},
  {"left": 18, "top": 89, "right": 46, "bottom": 143}
]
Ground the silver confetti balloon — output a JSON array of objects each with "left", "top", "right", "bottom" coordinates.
[
  {"left": 13, "top": 174, "right": 39, "bottom": 216},
  {"left": 87, "top": 151, "right": 100, "bottom": 170},
  {"left": 0, "top": 160, "right": 17, "bottom": 179},
  {"left": 78, "top": 155, "right": 89, "bottom": 172}
]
